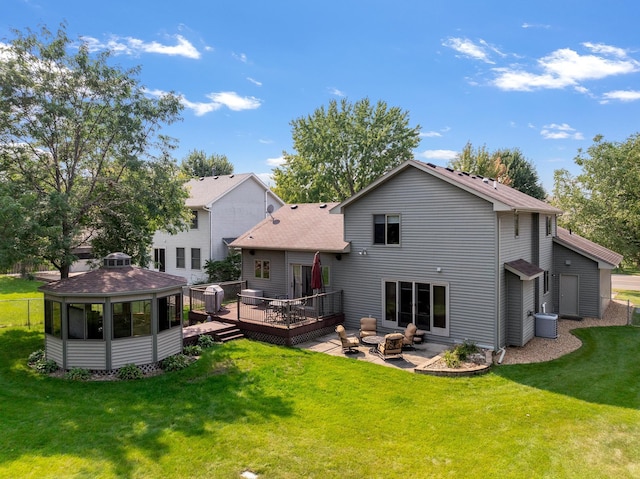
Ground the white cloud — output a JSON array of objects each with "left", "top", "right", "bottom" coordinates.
[
  {"left": 491, "top": 43, "right": 639, "bottom": 92},
  {"left": 443, "top": 37, "right": 495, "bottom": 64},
  {"left": 420, "top": 131, "right": 442, "bottom": 138},
  {"left": 266, "top": 156, "right": 285, "bottom": 167},
  {"left": 247, "top": 77, "right": 262, "bottom": 86},
  {"left": 328, "top": 87, "right": 345, "bottom": 97},
  {"left": 82, "top": 34, "right": 201, "bottom": 59},
  {"left": 148, "top": 89, "right": 262, "bottom": 116},
  {"left": 522, "top": 22, "right": 551, "bottom": 29},
  {"left": 418, "top": 149, "right": 459, "bottom": 161},
  {"left": 601, "top": 89, "right": 640, "bottom": 102},
  {"left": 540, "top": 123, "right": 584, "bottom": 140},
  {"left": 256, "top": 172, "right": 274, "bottom": 186},
  {"left": 207, "top": 92, "right": 261, "bottom": 111},
  {"left": 233, "top": 52, "right": 248, "bottom": 63}
]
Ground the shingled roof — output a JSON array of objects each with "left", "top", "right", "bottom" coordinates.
[
  {"left": 230, "top": 203, "right": 350, "bottom": 253},
  {"left": 39, "top": 267, "right": 187, "bottom": 296},
  {"left": 184, "top": 173, "right": 283, "bottom": 208},
  {"left": 334, "top": 159, "right": 562, "bottom": 215},
  {"left": 554, "top": 226, "right": 623, "bottom": 268}
]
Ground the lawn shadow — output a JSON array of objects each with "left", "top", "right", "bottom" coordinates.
[
  {"left": 493, "top": 326, "right": 640, "bottom": 410},
  {"left": 0, "top": 333, "right": 295, "bottom": 477}
]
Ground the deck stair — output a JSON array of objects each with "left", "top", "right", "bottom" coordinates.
[{"left": 183, "top": 320, "right": 244, "bottom": 346}]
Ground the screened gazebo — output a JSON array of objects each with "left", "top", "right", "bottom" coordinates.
[{"left": 39, "top": 253, "right": 187, "bottom": 372}]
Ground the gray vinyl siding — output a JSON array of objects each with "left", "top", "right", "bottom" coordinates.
[
  {"left": 334, "top": 167, "right": 498, "bottom": 348},
  {"left": 553, "top": 243, "right": 601, "bottom": 318},
  {"left": 505, "top": 272, "right": 535, "bottom": 346},
  {"left": 599, "top": 269, "right": 612, "bottom": 317},
  {"left": 157, "top": 327, "right": 182, "bottom": 360},
  {"left": 538, "top": 215, "right": 555, "bottom": 313},
  {"left": 111, "top": 336, "right": 154, "bottom": 370},
  {"left": 240, "top": 250, "right": 286, "bottom": 298},
  {"left": 45, "top": 336, "right": 63, "bottom": 366},
  {"left": 66, "top": 341, "right": 107, "bottom": 370}
]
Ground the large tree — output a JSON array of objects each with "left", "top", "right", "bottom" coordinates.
[
  {"left": 272, "top": 98, "right": 421, "bottom": 203},
  {"left": 553, "top": 133, "right": 640, "bottom": 266},
  {"left": 0, "top": 25, "right": 190, "bottom": 278},
  {"left": 449, "top": 142, "right": 546, "bottom": 200},
  {"left": 180, "top": 149, "right": 234, "bottom": 177}
]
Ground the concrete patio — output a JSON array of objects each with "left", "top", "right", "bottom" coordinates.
[{"left": 295, "top": 328, "right": 448, "bottom": 373}]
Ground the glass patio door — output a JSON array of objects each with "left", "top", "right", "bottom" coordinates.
[
  {"left": 292, "top": 264, "right": 312, "bottom": 298},
  {"left": 384, "top": 280, "right": 448, "bottom": 336}
]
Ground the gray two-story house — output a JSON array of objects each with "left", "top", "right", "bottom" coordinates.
[{"left": 331, "top": 159, "right": 563, "bottom": 350}]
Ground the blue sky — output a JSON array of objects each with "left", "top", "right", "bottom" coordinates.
[{"left": 4, "top": 1, "right": 640, "bottom": 193}]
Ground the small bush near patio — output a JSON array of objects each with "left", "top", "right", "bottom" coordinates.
[
  {"left": 33, "top": 358, "right": 58, "bottom": 374},
  {"left": 116, "top": 363, "right": 143, "bottom": 380},
  {"left": 183, "top": 345, "right": 202, "bottom": 356},
  {"left": 160, "top": 354, "right": 192, "bottom": 372},
  {"left": 197, "top": 334, "right": 216, "bottom": 348},
  {"left": 65, "top": 368, "right": 92, "bottom": 381}
]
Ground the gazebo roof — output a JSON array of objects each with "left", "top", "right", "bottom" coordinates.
[{"left": 39, "top": 266, "right": 187, "bottom": 296}]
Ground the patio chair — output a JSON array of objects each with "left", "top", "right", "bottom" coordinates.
[
  {"left": 402, "top": 323, "right": 418, "bottom": 349},
  {"left": 335, "top": 325, "right": 360, "bottom": 354},
  {"left": 374, "top": 332, "right": 404, "bottom": 360},
  {"left": 359, "top": 316, "right": 377, "bottom": 339}
]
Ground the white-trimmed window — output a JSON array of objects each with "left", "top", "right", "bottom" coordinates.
[
  {"left": 191, "top": 248, "right": 201, "bottom": 270},
  {"left": 544, "top": 270, "right": 550, "bottom": 294},
  {"left": 254, "top": 260, "right": 270, "bottom": 279},
  {"left": 514, "top": 213, "right": 520, "bottom": 238},
  {"left": 374, "top": 214, "right": 400, "bottom": 245},
  {"left": 190, "top": 210, "right": 199, "bottom": 229},
  {"left": 176, "top": 248, "right": 185, "bottom": 268},
  {"left": 546, "top": 216, "right": 552, "bottom": 236}
]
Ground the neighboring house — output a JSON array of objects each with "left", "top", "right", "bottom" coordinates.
[
  {"left": 553, "top": 226, "right": 623, "bottom": 319},
  {"left": 229, "top": 159, "right": 621, "bottom": 351},
  {"left": 230, "top": 203, "right": 350, "bottom": 299},
  {"left": 152, "top": 173, "right": 284, "bottom": 284}
]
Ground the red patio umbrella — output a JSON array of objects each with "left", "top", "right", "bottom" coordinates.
[{"left": 311, "top": 251, "right": 323, "bottom": 292}]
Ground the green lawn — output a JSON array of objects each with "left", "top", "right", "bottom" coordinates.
[
  {"left": 613, "top": 290, "right": 640, "bottom": 326},
  {"left": 1, "top": 277, "right": 639, "bottom": 478},
  {"left": 0, "top": 330, "right": 639, "bottom": 477},
  {"left": 0, "top": 276, "right": 44, "bottom": 328}
]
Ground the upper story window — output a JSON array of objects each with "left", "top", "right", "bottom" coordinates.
[
  {"left": 190, "top": 210, "right": 199, "bottom": 229},
  {"left": 374, "top": 214, "right": 400, "bottom": 245},
  {"left": 176, "top": 247, "right": 185, "bottom": 268},
  {"left": 191, "top": 248, "right": 201, "bottom": 270},
  {"left": 514, "top": 213, "right": 520, "bottom": 238},
  {"left": 546, "top": 216, "right": 552, "bottom": 236}
]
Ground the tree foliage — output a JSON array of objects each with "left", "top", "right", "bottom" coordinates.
[
  {"left": 204, "top": 252, "right": 241, "bottom": 283},
  {"left": 180, "top": 149, "right": 234, "bottom": 177},
  {"left": 449, "top": 142, "right": 546, "bottom": 200},
  {"left": 272, "top": 98, "right": 421, "bottom": 203},
  {"left": 0, "top": 25, "right": 189, "bottom": 277},
  {"left": 552, "top": 133, "right": 640, "bottom": 266}
]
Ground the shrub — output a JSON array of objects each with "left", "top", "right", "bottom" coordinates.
[
  {"left": 183, "top": 345, "right": 202, "bottom": 356},
  {"left": 161, "top": 354, "right": 191, "bottom": 372},
  {"left": 34, "top": 358, "right": 59, "bottom": 374},
  {"left": 117, "top": 363, "right": 143, "bottom": 380},
  {"left": 455, "top": 340, "right": 478, "bottom": 360},
  {"left": 28, "top": 349, "right": 45, "bottom": 365},
  {"left": 443, "top": 349, "right": 461, "bottom": 369},
  {"left": 197, "top": 335, "right": 216, "bottom": 348},
  {"left": 65, "top": 368, "right": 91, "bottom": 381}
]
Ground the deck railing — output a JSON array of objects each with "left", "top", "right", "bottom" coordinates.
[
  {"left": 236, "top": 291, "right": 343, "bottom": 328},
  {"left": 189, "top": 280, "right": 247, "bottom": 312}
]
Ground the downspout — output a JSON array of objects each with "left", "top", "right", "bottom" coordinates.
[
  {"left": 203, "top": 205, "right": 213, "bottom": 261},
  {"left": 495, "top": 215, "right": 501, "bottom": 354}
]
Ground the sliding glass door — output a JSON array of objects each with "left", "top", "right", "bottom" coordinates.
[{"left": 384, "top": 280, "right": 448, "bottom": 336}]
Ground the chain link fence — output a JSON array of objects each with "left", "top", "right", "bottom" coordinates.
[{"left": 0, "top": 298, "right": 44, "bottom": 329}]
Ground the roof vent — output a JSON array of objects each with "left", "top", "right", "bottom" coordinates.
[
  {"left": 230, "top": 174, "right": 234, "bottom": 178},
  {"left": 103, "top": 252, "right": 131, "bottom": 269},
  {"left": 199, "top": 177, "right": 205, "bottom": 181},
  {"left": 426, "top": 162, "right": 437, "bottom": 168},
  {"left": 493, "top": 180, "right": 498, "bottom": 189},
  {"left": 213, "top": 176, "right": 219, "bottom": 179},
  {"left": 319, "top": 203, "right": 327, "bottom": 208},
  {"left": 291, "top": 204, "right": 298, "bottom": 209},
  {"left": 483, "top": 177, "right": 489, "bottom": 184}
]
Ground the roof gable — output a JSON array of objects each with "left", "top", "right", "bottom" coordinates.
[
  {"left": 184, "top": 173, "right": 283, "bottom": 208},
  {"left": 554, "top": 227, "right": 623, "bottom": 268},
  {"left": 230, "top": 203, "right": 350, "bottom": 253},
  {"left": 333, "top": 159, "right": 562, "bottom": 215}
]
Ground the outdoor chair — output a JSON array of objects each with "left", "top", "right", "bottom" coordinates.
[
  {"left": 374, "top": 332, "right": 404, "bottom": 360},
  {"left": 359, "top": 316, "right": 377, "bottom": 339},
  {"left": 335, "top": 325, "right": 360, "bottom": 354},
  {"left": 402, "top": 323, "right": 418, "bottom": 349}
]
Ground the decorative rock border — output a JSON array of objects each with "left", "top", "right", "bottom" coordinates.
[{"left": 414, "top": 354, "right": 491, "bottom": 377}]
